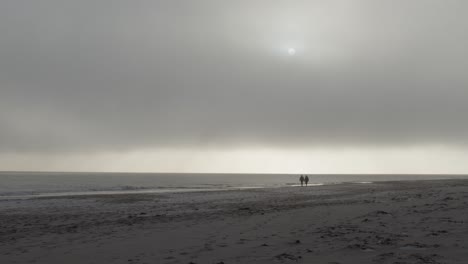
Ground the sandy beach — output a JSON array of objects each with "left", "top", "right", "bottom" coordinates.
[{"left": 1, "top": 179, "right": 468, "bottom": 264}]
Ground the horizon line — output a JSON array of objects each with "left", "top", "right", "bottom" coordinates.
[{"left": 1, "top": 170, "right": 468, "bottom": 176}]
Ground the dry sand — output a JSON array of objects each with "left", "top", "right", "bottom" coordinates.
[{"left": 1, "top": 179, "right": 468, "bottom": 264}]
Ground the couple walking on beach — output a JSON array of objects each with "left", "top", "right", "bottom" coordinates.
[{"left": 299, "top": 175, "right": 309, "bottom": 186}]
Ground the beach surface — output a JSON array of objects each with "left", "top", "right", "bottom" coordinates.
[{"left": 1, "top": 179, "right": 468, "bottom": 264}]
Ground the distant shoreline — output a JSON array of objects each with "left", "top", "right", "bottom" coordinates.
[
  {"left": 2, "top": 170, "right": 468, "bottom": 175},
  {"left": 1, "top": 172, "right": 468, "bottom": 199}
]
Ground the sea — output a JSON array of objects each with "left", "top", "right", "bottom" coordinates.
[{"left": 0, "top": 172, "right": 467, "bottom": 198}]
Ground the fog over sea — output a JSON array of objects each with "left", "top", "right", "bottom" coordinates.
[{"left": 1, "top": 172, "right": 467, "bottom": 198}]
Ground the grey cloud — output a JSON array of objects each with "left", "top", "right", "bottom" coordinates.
[{"left": 1, "top": 0, "right": 468, "bottom": 153}]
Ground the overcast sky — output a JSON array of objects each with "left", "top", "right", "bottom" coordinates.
[{"left": 1, "top": 1, "right": 468, "bottom": 173}]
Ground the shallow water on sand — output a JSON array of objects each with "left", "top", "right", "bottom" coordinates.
[{"left": 0, "top": 172, "right": 466, "bottom": 197}]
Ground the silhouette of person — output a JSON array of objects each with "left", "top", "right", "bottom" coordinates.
[
  {"left": 305, "top": 175, "right": 309, "bottom": 186},
  {"left": 299, "top": 175, "right": 305, "bottom": 186}
]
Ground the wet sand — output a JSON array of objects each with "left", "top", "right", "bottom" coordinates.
[{"left": 1, "top": 179, "right": 468, "bottom": 263}]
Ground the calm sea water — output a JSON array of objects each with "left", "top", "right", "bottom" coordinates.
[{"left": 0, "top": 172, "right": 467, "bottom": 198}]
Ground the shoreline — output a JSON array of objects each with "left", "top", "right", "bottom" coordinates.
[
  {"left": 1, "top": 179, "right": 468, "bottom": 263},
  {"left": 2, "top": 177, "right": 467, "bottom": 200}
]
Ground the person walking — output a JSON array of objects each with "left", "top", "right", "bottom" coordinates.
[
  {"left": 304, "top": 175, "right": 309, "bottom": 186},
  {"left": 299, "top": 175, "right": 305, "bottom": 186}
]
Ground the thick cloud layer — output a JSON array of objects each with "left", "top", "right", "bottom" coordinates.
[{"left": 1, "top": 0, "right": 468, "bottom": 153}]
